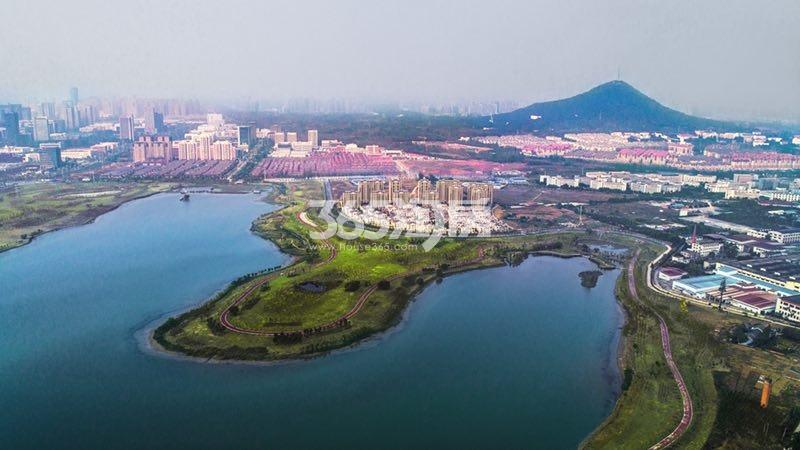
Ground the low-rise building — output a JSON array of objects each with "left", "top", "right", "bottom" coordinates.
[
  {"left": 658, "top": 267, "right": 687, "bottom": 283},
  {"left": 776, "top": 295, "right": 800, "bottom": 323},
  {"left": 689, "top": 237, "right": 723, "bottom": 257},
  {"left": 768, "top": 228, "right": 800, "bottom": 244}
]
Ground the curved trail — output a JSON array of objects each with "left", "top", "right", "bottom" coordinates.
[
  {"left": 627, "top": 252, "right": 694, "bottom": 449},
  {"left": 217, "top": 210, "right": 336, "bottom": 336},
  {"left": 218, "top": 203, "right": 485, "bottom": 336}
]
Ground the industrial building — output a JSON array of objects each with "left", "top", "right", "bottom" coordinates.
[{"left": 716, "top": 257, "right": 800, "bottom": 293}]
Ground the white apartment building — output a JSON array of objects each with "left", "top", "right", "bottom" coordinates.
[
  {"left": 689, "top": 238, "right": 723, "bottom": 256},
  {"left": 776, "top": 296, "right": 800, "bottom": 323},
  {"left": 768, "top": 228, "right": 800, "bottom": 244}
]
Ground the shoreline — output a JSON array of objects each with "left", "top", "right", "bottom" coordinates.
[
  {"left": 0, "top": 183, "right": 279, "bottom": 256},
  {"left": 0, "top": 188, "right": 170, "bottom": 255},
  {"left": 144, "top": 241, "right": 624, "bottom": 366},
  {"left": 142, "top": 244, "right": 629, "bottom": 447}
]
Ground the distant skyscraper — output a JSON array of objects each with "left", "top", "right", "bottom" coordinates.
[
  {"left": 206, "top": 113, "right": 224, "bottom": 128},
  {"left": 144, "top": 110, "right": 164, "bottom": 134},
  {"left": 61, "top": 102, "right": 78, "bottom": 130},
  {"left": 237, "top": 125, "right": 254, "bottom": 146},
  {"left": 40, "top": 102, "right": 56, "bottom": 119},
  {"left": 119, "top": 116, "right": 134, "bottom": 141},
  {"left": 79, "top": 105, "right": 96, "bottom": 126},
  {"left": 2, "top": 112, "right": 20, "bottom": 145},
  {"left": 33, "top": 116, "right": 50, "bottom": 142},
  {"left": 307, "top": 129, "right": 319, "bottom": 147},
  {"left": 70, "top": 87, "right": 79, "bottom": 105},
  {"left": 286, "top": 132, "right": 298, "bottom": 143}
]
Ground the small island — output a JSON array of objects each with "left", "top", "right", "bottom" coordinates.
[{"left": 579, "top": 270, "right": 603, "bottom": 288}]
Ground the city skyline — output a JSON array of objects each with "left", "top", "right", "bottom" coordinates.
[{"left": 1, "top": 0, "right": 798, "bottom": 122}]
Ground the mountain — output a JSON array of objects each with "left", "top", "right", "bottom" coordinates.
[{"left": 488, "top": 80, "right": 735, "bottom": 133}]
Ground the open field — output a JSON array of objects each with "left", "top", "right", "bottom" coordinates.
[{"left": 0, "top": 181, "right": 177, "bottom": 252}]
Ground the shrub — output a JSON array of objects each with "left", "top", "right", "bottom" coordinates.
[{"left": 344, "top": 280, "right": 361, "bottom": 292}]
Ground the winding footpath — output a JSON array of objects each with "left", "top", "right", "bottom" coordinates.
[
  {"left": 627, "top": 252, "right": 694, "bottom": 449},
  {"left": 218, "top": 205, "right": 486, "bottom": 336},
  {"left": 217, "top": 210, "right": 337, "bottom": 336}
]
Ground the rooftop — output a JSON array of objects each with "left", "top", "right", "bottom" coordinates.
[
  {"left": 724, "top": 257, "right": 800, "bottom": 281},
  {"left": 660, "top": 267, "right": 687, "bottom": 277},
  {"left": 731, "top": 293, "right": 776, "bottom": 309}
]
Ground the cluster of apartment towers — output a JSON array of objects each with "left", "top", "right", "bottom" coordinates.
[{"left": 340, "top": 178, "right": 493, "bottom": 208}]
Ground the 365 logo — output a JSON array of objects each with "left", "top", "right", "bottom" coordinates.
[{"left": 306, "top": 200, "right": 491, "bottom": 251}]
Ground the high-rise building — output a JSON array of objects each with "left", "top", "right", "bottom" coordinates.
[
  {"left": 38, "top": 143, "right": 62, "bottom": 169},
  {"left": 357, "top": 180, "right": 383, "bottom": 204},
  {"left": 61, "top": 102, "right": 78, "bottom": 130},
  {"left": 415, "top": 178, "right": 433, "bottom": 203},
  {"left": 40, "top": 102, "right": 56, "bottom": 118},
  {"left": 177, "top": 140, "right": 198, "bottom": 160},
  {"left": 69, "top": 87, "right": 79, "bottom": 105},
  {"left": 2, "top": 112, "right": 20, "bottom": 145},
  {"left": 237, "top": 125, "right": 254, "bottom": 147},
  {"left": 210, "top": 141, "right": 236, "bottom": 160},
  {"left": 436, "top": 179, "right": 460, "bottom": 204},
  {"left": 119, "top": 116, "right": 134, "bottom": 140},
  {"left": 307, "top": 129, "right": 319, "bottom": 148},
  {"left": 33, "top": 116, "right": 50, "bottom": 142},
  {"left": 79, "top": 105, "right": 96, "bottom": 126},
  {"left": 447, "top": 184, "right": 463, "bottom": 206},
  {"left": 132, "top": 135, "right": 172, "bottom": 162},
  {"left": 286, "top": 132, "right": 298, "bottom": 143},
  {"left": 388, "top": 178, "right": 401, "bottom": 204},
  {"left": 273, "top": 131, "right": 285, "bottom": 145},
  {"left": 144, "top": 110, "right": 164, "bottom": 134},
  {"left": 197, "top": 134, "right": 213, "bottom": 160},
  {"left": 468, "top": 183, "right": 493, "bottom": 206}
]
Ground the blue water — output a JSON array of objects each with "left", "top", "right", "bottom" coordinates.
[{"left": 0, "top": 193, "right": 623, "bottom": 449}]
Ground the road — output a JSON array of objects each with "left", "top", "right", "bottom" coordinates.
[{"left": 626, "top": 251, "right": 694, "bottom": 450}]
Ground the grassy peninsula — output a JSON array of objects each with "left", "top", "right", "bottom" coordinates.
[{"left": 153, "top": 180, "right": 768, "bottom": 449}]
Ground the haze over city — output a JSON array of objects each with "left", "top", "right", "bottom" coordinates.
[
  {"left": 1, "top": 0, "right": 798, "bottom": 122},
  {"left": 4, "top": 1, "right": 800, "bottom": 449}
]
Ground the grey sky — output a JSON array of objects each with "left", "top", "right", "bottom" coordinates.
[{"left": 1, "top": 0, "right": 798, "bottom": 121}]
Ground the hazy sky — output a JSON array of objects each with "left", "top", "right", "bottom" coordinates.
[{"left": 1, "top": 0, "right": 798, "bottom": 121}]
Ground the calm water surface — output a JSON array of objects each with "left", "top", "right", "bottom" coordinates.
[{"left": 0, "top": 193, "right": 623, "bottom": 449}]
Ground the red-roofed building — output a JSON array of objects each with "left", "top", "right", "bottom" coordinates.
[
  {"left": 617, "top": 148, "right": 670, "bottom": 166},
  {"left": 709, "top": 284, "right": 777, "bottom": 315},
  {"left": 658, "top": 267, "right": 687, "bottom": 285}
]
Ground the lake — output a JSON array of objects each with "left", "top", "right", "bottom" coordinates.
[{"left": 0, "top": 193, "right": 623, "bottom": 449}]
